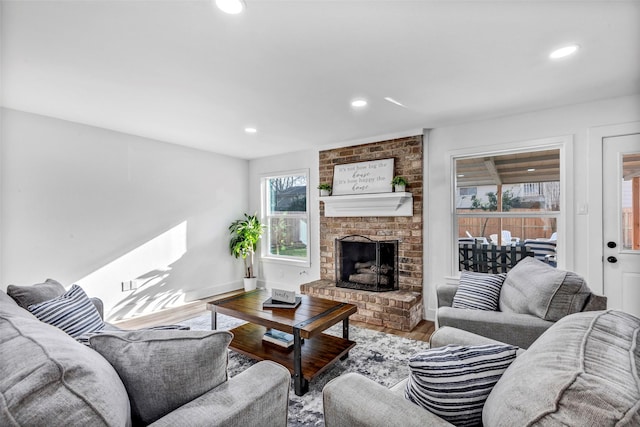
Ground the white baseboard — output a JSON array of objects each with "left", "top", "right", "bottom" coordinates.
[
  {"left": 107, "top": 281, "right": 243, "bottom": 321},
  {"left": 424, "top": 307, "right": 436, "bottom": 322},
  {"left": 184, "top": 281, "right": 243, "bottom": 301}
]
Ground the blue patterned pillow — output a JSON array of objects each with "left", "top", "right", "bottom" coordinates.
[
  {"left": 405, "top": 344, "right": 518, "bottom": 426},
  {"left": 452, "top": 271, "right": 507, "bottom": 311},
  {"left": 28, "top": 284, "right": 105, "bottom": 339}
]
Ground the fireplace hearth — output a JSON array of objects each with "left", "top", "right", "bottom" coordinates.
[{"left": 335, "top": 235, "right": 398, "bottom": 292}]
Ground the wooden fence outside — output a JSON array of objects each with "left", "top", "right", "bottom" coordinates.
[{"left": 458, "top": 209, "right": 557, "bottom": 242}]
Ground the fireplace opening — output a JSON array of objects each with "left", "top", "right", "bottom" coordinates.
[{"left": 335, "top": 235, "right": 399, "bottom": 292}]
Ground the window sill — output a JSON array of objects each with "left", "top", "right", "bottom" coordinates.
[{"left": 261, "top": 256, "right": 311, "bottom": 268}]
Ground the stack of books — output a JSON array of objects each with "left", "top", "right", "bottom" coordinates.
[
  {"left": 262, "top": 296, "right": 302, "bottom": 309},
  {"left": 262, "top": 329, "right": 295, "bottom": 348}
]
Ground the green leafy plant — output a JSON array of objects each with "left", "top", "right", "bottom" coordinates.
[
  {"left": 229, "top": 213, "right": 264, "bottom": 278},
  {"left": 317, "top": 183, "right": 332, "bottom": 191},
  {"left": 391, "top": 176, "right": 408, "bottom": 186}
]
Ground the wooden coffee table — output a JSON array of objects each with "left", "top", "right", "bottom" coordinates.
[{"left": 207, "top": 289, "right": 357, "bottom": 396}]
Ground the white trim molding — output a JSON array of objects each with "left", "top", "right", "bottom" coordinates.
[{"left": 320, "top": 192, "right": 413, "bottom": 217}]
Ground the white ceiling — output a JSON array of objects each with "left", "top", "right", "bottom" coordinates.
[{"left": 2, "top": 0, "right": 639, "bottom": 159}]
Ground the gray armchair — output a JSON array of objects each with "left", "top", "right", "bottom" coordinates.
[
  {"left": 323, "top": 327, "right": 515, "bottom": 427},
  {"left": 436, "top": 283, "right": 553, "bottom": 348},
  {"left": 324, "top": 311, "right": 639, "bottom": 427},
  {"left": 436, "top": 258, "right": 607, "bottom": 349}
]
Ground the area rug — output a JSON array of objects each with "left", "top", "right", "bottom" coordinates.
[{"left": 178, "top": 313, "right": 428, "bottom": 427}]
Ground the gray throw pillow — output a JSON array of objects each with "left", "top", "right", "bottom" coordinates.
[
  {"left": 6, "top": 278, "right": 65, "bottom": 309},
  {"left": 483, "top": 310, "right": 640, "bottom": 426},
  {"left": 89, "top": 329, "right": 233, "bottom": 426},
  {"left": 499, "top": 257, "right": 592, "bottom": 321},
  {"left": 0, "top": 313, "right": 131, "bottom": 426}
]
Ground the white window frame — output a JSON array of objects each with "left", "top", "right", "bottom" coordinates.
[
  {"left": 449, "top": 135, "right": 574, "bottom": 275},
  {"left": 260, "top": 169, "right": 311, "bottom": 267}
]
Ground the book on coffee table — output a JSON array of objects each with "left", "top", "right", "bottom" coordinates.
[
  {"left": 262, "top": 296, "right": 302, "bottom": 309},
  {"left": 263, "top": 329, "right": 295, "bottom": 348}
]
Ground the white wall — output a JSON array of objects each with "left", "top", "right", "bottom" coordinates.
[
  {"left": 249, "top": 150, "right": 320, "bottom": 293},
  {"left": 1, "top": 109, "right": 249, "bottom": 320},
  {"left": 425, "top": 94, "right": 640, "bottom": 319}
]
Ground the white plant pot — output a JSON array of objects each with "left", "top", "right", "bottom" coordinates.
[
  {"left": 243, "top": 277, "right": 258, "bottom": 292},
  {"left": 320, "top": 189, "right": 331, "bottom": 197},
  {"left": 393, "top": 184, "right": 406, "bottom": 192}
]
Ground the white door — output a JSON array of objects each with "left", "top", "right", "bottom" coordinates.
[{"left": 603, "top": 133, "right": 640, "bottom": 317}]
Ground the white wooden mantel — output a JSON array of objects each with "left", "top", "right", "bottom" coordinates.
[{"left": 319, "top": 192, "right": 413, "bottom": 217}]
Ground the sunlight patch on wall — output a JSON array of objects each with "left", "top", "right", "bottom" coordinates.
[{"left": 76, "top": 221, "right": 188, "bottom": 319}]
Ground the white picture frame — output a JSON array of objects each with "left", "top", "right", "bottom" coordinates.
[{"left": 332, "top": 158, "right": 394, "bottom": 195}]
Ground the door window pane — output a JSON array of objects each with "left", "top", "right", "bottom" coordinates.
[{"left": 621, "top": 153, "right": 640, "bottom": 250}]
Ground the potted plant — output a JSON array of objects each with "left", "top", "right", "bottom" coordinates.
[
  {"left": 229, "top": 213, "right": 265, "bottom": 291},
  {"left": 391, "top": 176, "right": 408, "bottom": 192},
  {"left": 317, "top": 183, "right": 332, "bottom": 196}
]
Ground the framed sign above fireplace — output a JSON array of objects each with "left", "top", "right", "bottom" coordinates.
[{"left": 332, "top": 158, "right": 394, "bottom": 195}]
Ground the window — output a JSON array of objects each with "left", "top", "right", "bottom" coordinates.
[
  {"left": 456, "top": 187, "right": 478, "bottom": 208},
  {"left": 459, "top": 187, "right": 477, "bottom": 196},
  {"left": 261, "top": 170, "right": 309, "bottom": 266},
  {"left": 455, "top": 148, "right": 562, "bottom": 268}
]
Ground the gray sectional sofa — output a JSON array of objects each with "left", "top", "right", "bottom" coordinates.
[
  {"left": 0, "top": 288, "right": 291, "bottom": 426},
  {"left": 323, "top": 309, "right": 640, "bottom": 426}
]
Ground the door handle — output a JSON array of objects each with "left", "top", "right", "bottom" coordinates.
[
  {"left": 607, "top": 241, "right": 617, "bottom": 248},
  {"left": 607, "top": 256, "right": 618, "bottom": 263}
]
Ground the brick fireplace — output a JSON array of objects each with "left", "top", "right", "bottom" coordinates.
[{"left": 300, "top": 135, "right": 424, "bottom": 331}]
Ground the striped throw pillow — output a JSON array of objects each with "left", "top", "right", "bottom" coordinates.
[
  {"left": 452, "top": 271, "right": 506, "bottom": 311},
  {"left": 28, "top": 284, "right": 105, "bottom": 340},
  {"left": 405, "top": 344, "right": 518, "bottom": 426}
]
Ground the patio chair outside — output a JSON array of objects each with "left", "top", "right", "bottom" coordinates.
[
  {"left": 465, "top": 230, "right": 489, "bottom": 245},
  {"left": 501, "top": 230, "right": 520, "bottom": 246},
  {"left": 523, "top": 239, "right": 557, "bottom": 267}
]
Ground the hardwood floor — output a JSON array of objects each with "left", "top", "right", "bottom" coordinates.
[
  {"left": 353, "top": 319, "right": 436, "bottom": 343},
  {"left": 113, "top": 290, "right": 435, "bottom": 343}
]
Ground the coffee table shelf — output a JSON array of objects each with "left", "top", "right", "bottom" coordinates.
[{"left": 229, "top": 323, "right": 356, "bottom": 381}]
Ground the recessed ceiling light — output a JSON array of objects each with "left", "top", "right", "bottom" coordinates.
[
  {"left": 384, "top": 97, "right": 406, "bottom": 108},
  {"left": 245, "top": 127, "right": 257, "bottom": 134},
  {"left": 527, "top": 168, "right": 536, "bottom": 172},
  {"left": 351, "top": 99, "right": 368, "bottom": 108},
  {"left": 216, "top": 0, "right": 245, "bottom": 14},
  {"left": 549, "top": 44, "right": 579, "bottom": 59}
]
